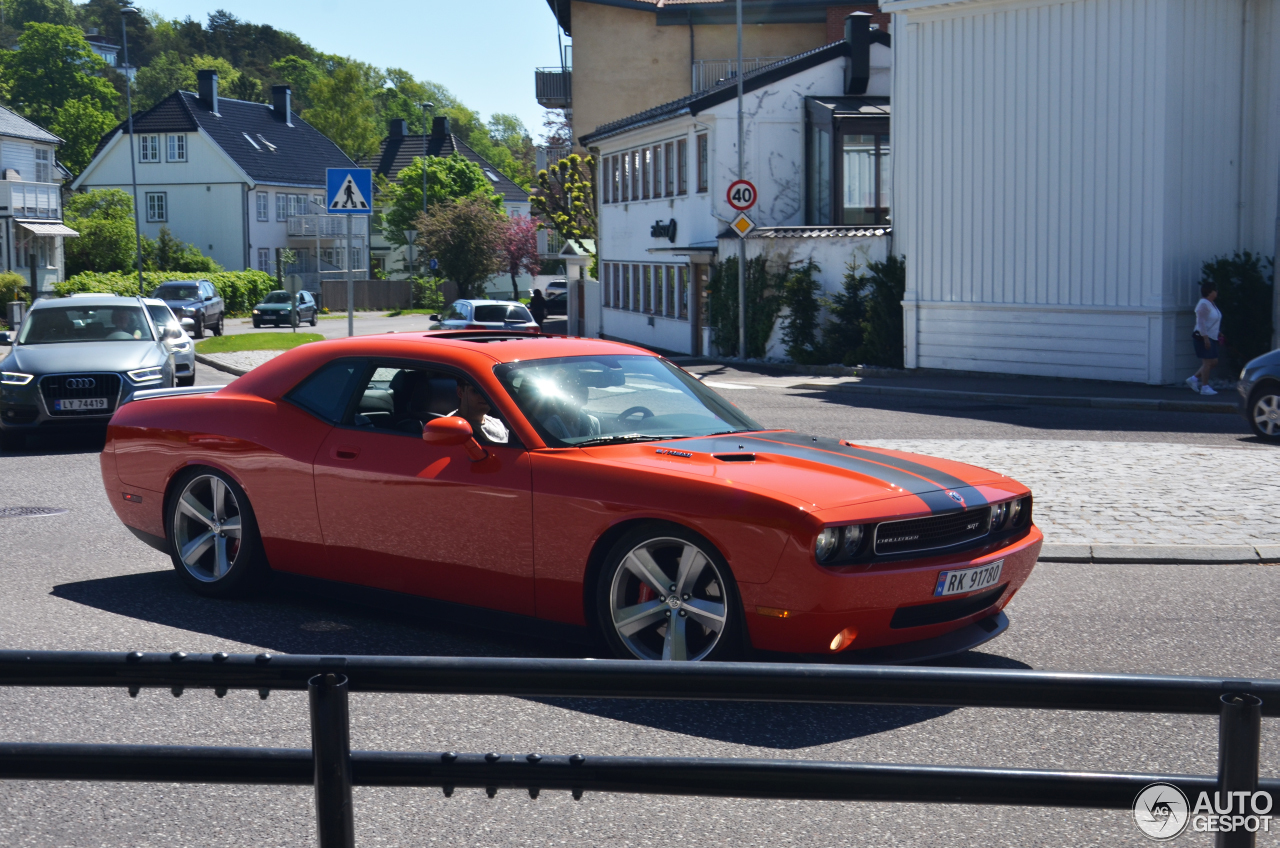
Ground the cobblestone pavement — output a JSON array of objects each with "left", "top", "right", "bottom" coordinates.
[
  {"left": 859, "top": 439, "right": 1280, "bottom": 545},
  {"left": 198, "top": 349, "right": 282, "bottom": 372}
]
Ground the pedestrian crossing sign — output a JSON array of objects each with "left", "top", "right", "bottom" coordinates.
[{"left": 326, "top": 168, "right": 373, "bottom": 215}]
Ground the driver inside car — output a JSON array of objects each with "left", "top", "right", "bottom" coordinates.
[
  {"left": 108, "top": 308, "right": 144, "bottom": 340},
  {"left": 449, "top": 379, "right": 509, "bottom": 445},
  {"left": 528, "top": 369, "right": 601, "bottom": 440}
]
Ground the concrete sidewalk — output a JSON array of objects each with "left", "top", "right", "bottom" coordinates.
[{"left": 675, "top": 359, "right": 1240, "bottom": 415}]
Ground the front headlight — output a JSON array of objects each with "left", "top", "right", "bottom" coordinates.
[
  {"left": 171, "top": 341, "right": 191, "bottom": 352},
  {"left": 183, "top": 307, "right": 196, "bottom": 315},
  {"left": 252, "top": 309, "right": 260, "bottom": 314},
  {"left": 815, "top": 524, "right": 866, "bottom": 563},
  {"left": 989, "top": 501, "right": 1011, "bottom": 531},
  {"left": 815, "top": 528, "right": 840, "bottom": 563},
  {"left": 1, "top": 371, "right": 34, "bottom": 385},
  {"left": 126, "top": 366, "right": 164, "bottom": 384}
]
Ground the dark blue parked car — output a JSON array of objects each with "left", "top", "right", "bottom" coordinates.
[
  {"left": 150, "top": 280, "right": 223, "bottom": 339},
  {"left": 1238, "top": 348, "right": 1280, "bottom": 442}
]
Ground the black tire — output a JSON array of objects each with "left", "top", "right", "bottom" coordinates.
[
  {"left": 177, "top": 373, "right": 195, "bottom": 387},
  {"left": 165, "top": 467, "right": 268, "bottom": 598},
  {"left": 594, "top": 522, "right": 742, "bottom": 662},
  {"left": 193, "top": 313, "right": 205, "bottom": 339},
  {"left": 252, "top": 318, "right": 261, "bottom": 328},
  {"left": 1248, "top": 383, "right": 1280, "bottom": 443},
  {"left": 0, "top": 428, "right": 24, "bottom": 452},
  {"left": 213, "top": 314, "right": 223, "bottom": 336},
  {"left": 309, "top": 316, "right": 317, "bottom": 327}
]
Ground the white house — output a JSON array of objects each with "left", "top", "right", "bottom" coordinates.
[
  {"left": 74, "top": 71, "right": 360, "bottom": 282},
  {"left": 0, "top": 106, "right": 77, "bottom": 293},
  {"left": 884, "top": 0, "right": 1280, "bottom": 384},
  {"left": 581, "top": 14, "right": 892, "bottom": 355}
]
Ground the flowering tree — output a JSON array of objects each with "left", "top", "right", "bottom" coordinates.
[
  {"left": 500, "top": 215, "right": 541, "bottom": 299},
  {"left": 414, "top": 196, "right": 505, "bottom": 300},
  {"left": 529, "top": 152, "right": 596, "bottom": 254}
]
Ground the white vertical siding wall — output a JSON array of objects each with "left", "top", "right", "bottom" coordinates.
[{"left": 890, "top": 0, "right": 1275, "bottom": 383}]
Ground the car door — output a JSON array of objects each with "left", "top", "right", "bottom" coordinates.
[{"left": 311, "top": 360, "right": 535, "bottom": 615}]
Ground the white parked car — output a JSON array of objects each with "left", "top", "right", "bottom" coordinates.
[
  {"left": 143, "top": 298, "right": 196, "bottom": 386},
  {"left": 429, "top": 299, "right": 541, "bottom": 332}
]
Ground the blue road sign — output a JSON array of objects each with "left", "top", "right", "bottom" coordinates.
[
  {"left": 326, "top": 168, "right": 373, "bottom": 214},
  {"left": 429, "top": 258, "right": 438, "bottom": 271}
]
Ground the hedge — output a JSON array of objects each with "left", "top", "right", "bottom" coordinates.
[{"left": 55, "top": 271, "right": 280, "bottom": 316}]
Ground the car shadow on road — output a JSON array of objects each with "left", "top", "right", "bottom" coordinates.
[{"left": 52, "top": 569, "right": 1030, "bottom": 749}]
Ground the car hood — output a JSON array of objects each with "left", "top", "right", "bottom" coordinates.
[
  {"left": 4, "top": 341, "right": 165, "bottom": 374},
  {"left": 584, "top": 431, "right": 1013, "bottom": 513},
  {"left": 161, "top": 297, "right": 203, "bottom": 309}
]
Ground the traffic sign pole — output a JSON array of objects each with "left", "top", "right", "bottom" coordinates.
[
  {"left": 326, "top": 167, "right": 373, "bottom": 339},
  {"left": 346, "top": 215, "right": 353, "bottom": 338},
  {"left": 736, "top": 0, "right": 745, "bottom": 360}
]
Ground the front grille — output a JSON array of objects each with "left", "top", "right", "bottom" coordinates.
[
  {"left": 890, "top": 583, "right": 1008, "bottom": 629},
  {"left": 874, "top": 507, "right": 991, "bottom": 556},
  {"left": 40, "top": 373, "right": 121, "bottom": 417}
]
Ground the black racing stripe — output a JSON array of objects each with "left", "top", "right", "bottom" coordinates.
[
  {"left": 680, "top": 433, "right": 973, "bottom": 514},
  {"left": 756, "top": 432, "right": 990, "bottom": 510}
]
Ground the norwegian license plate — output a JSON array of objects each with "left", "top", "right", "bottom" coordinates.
[
  {"left": 934, "top": 559, "right": 1004, "bottom": 597},
  {"left": 54, "top": 398, "right": 108, "bottom": 411}
]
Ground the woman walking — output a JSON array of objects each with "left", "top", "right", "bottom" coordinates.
[
  {"left": 529, "top": 289, "right": 548, "bottom": 329},
  {"left": 1186, "top": 281, "right": 1222, "bottom": 395}
]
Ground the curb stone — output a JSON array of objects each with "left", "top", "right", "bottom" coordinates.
[
  {"left": 1039, "top": 543, "right": 1277, "bottom": 565},
  {"left": 793, "top": 382, "right": 1238, "bottom": 415},
  {"left": 194, "top": 353, "right": 248, "bottom": 378}
]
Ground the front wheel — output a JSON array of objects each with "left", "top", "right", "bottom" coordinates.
[
  {"left": 252, "top": 318, "right": 261, "bottom": 328},
  {"left": 213, "top": 314, "right": 224, "bottom": 336},
  {"left": 165, "top": 467, "right": 268, "bottom": 597},
  {"left": 193, "top": 314, "right": 205, "bottom": 339},
  {"left": 595, "top": 523, "right": 741, "bottom": 661},
  {"left": 1249, "top": 383, "right": 1280, "bottom": 442}
]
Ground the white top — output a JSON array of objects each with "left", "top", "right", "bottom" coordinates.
[
  {"left": 1194, "top": 297, "right": 1221, "bottom": 340},
  {"left": 449, "top": 410, "right": 509, "bottom": 444}
]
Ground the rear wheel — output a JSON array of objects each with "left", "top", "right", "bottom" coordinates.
[
  {"left": 213, "top": 314, "right": 224, "bottom": 336},
  {"left": 166, "top": 468, "right": 267, "bottom": 597},
  {"left": 1249, "top": 383, "right": 1280, "bottom": 443},
  {"left": 595, "top": 523, "right": 741, "bottom": 661}
]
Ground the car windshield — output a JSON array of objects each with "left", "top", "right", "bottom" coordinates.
[
  {"left": 153, "top": 285, "right": 199, "bottom": 300},
  {"left": 474, "top": 304, "right": 532, "bottom": 323},
  {"left": 494, "top": 355, "right": 761, "bottom": 447},
  {"left": 18, "top": 305, "right": 154, "bottom": 344},
  {"left": 263, "top": 291, "right": 292, "bottom": 304},
  {"left": 145, "top": 303, "right": 177, "bottom": 327}
]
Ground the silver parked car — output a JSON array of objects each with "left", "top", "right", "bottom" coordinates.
[
  {"left": 0, "top": 295, "right": 177, "bottom": 450},
  {"left": 143, "top": 298, "right": 196, "bottom": 386},
  {"left": 429, "top": 299, "right": 541, "bottom": 332}
]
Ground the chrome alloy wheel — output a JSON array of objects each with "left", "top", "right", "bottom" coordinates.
[
  {"left": 1253, "top": 391, "right": 1280, "bottom": 438},
  {"left": 608, "top": 537, "right": 728, "bottom": 661},
  {"left": 172, "top": 474, "right": 243, "bottom": 582}
]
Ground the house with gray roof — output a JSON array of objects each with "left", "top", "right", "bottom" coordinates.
[
  {"left": 0, "top": 105, "right": 77, "bottom": 294},
  {"left": 73, "top": 70, "right": 359, "bottom": 278}
]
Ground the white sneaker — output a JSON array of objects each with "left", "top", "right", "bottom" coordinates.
[
  {"left": 1200, "top": 385, "right": 1218, "bottom": 395},
  {"left": 1185, "top": 375, "right": 1200, "bottom": 392}
]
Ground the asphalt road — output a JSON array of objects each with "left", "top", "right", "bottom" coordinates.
[
  {"left": 0, "top": 362, "right": 1273, "bottom": 846},
  {"left": 218, "top": 313, "right": 569, "bottom": 340}
]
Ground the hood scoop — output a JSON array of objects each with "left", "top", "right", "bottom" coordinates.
[{"left": 713, "top": 453, "right": 756, "bottom": 463}]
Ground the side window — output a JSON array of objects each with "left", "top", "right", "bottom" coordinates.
[
  {"left": 349, "top": 363, "right": 511, "bottom": 445},
  {"left": 286, "top": 359, "right": 365, "bottom": 424}
]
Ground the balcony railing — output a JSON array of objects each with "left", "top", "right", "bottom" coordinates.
[
  {"left": 286, "top": 215, "right": 367, "bottom": 239},
  {"left": 535, "top": 68, "right": 572, "bottom": 109},
  {"left": 692, "top": 57, "right": 786, "bottom": 93},
  {"left": 5, "top": 180, "right": 60, "bottom": 219}
]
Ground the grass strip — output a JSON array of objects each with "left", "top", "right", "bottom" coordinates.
[{"left": 196, "top": 332, "right": 324, "bottom": 354}]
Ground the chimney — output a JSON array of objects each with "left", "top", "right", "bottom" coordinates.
[
  {"left": 844, "top": 12, "right": 871, "bottom": 95},
  {"left": 431, "top": 116, "right": 451, "bottom": 139},
  {"left": 389, "top": 118, "right": 409, "bottom": 138},
  {"left": 271, "top": 85, "right": 293, "bottom": 126},
  {"left": 197, "top": 69, "right": 219, "bottom": 115}
]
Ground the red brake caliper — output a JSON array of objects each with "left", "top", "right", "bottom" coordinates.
[{"left": 637, "top": 584, "right": 654, "bottom": 603}]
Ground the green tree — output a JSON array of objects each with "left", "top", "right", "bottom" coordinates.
[
  {"left": 8, "top": 0, "right": 75, "bottom": 27},
  {"left": 486, "top": 113, "right": 535, "bottom": 188},
  {"left": 381, "top": 153, "right": 500, "bottom": 247},
  {"left": 271, "top": 54, "right": 322, "bottom": 108},
  {"left": 2, "top": 23, "right": 117, "bottom": 125},
  {"left": 853, "top": 255, "right": 907, "bottom": 368},
  {"left": 48, "top": 95, "right": 117, "bottom": 176},
  {"left": 62, "top": 188, "right": 142, "bottom": 275},
  {"left": 151, "top": 225, "right": 219, "bottom": 272},
  {"left": 529, "top": 152, "right": 596, "bottom": 254},
  {"left": 75, "top": 0, "right": 154, "bottom": 66},
  {"left": 302, "top": 60, "right": 382, "bottom": 161},
  {"left": 780, "top": 260, "right": 824, "bottom": 364},
  {"left": 131, "top": 50, "right": 189, "bottom": 110},
  {"left": 414, "top": 196, "right": 506, "bottom": 300}
]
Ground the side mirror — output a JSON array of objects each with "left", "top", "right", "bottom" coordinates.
[
  {"left": 422, "top": 416, "right": 488, "bottom": 461},
  {"left": 204, "top": 295, "right": 214, "bottom": 302},
  {"left": 163, "top": 325, "right": 181, "bottom": 340},
  {"left": 428, "top": 314, "right": 440, "bottom": 321}
]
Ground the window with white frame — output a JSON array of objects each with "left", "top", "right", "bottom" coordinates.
[
  {"left": 256, "top": 191, "right": 269, "bottom": 221},
  {"left": 14, "top": 230, "right": 55, "bottom": 269},
  {"left": 677, "top": 139, "right": 688, "bottom": 195},
  {"left": 167, "top": 134, "right": 187, "bottom": 162},
  {"left": 258, "top": 248, "right": 271, "bottom": 272},
  {"left": 145, "top": 192, "right": 167, "bottom": 222},
  {"left": 34, "top": 148, "right": 51, "bottom": 183},
  {"left": 139, "top": 134, "right": 160, "bottom": 163},
  {"left": 287, "top": 194, "right": 307, "bottom": 217},
  {"left": 276, "top": 192, "right": 288, "bottom": 221},
  {"left": 696, "top": 134, "right": 708, "bottom": 193}
]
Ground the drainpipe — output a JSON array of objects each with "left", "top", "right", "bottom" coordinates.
[{"left": 1236, "top": 0, "right": 1253, "bottom": 253}]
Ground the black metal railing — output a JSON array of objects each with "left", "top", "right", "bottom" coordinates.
[
  {"left": 0, "top": 651, "right": 1273, "bottom": 848},
  {"left": 535, "top": 68, "right": 571, "bottom": 108}
]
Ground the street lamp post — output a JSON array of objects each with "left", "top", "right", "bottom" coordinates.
[
  {"left": 120, "top": 6, "right": 143, "bottom": 295},
  {"left": 420, "top": 102, "right": 433, "bottom": 217},
  {"left": 403, "top": 229, "right": 417, "bottom": 278}
]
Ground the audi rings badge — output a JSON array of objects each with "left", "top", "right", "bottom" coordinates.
[{"left": 65, "top": 378, "right": 97, "bottom": 390}]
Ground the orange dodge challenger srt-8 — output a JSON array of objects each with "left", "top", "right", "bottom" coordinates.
[{"left": 102, "top": 332, "right": 1042, "bottom": 662}]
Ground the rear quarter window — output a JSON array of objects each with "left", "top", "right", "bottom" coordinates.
[{"left": 286, "top": 359, "right": 365, "bottom": 423}]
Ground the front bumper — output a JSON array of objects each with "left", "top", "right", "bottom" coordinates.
[
  {"left": 739, "top": 525, "right": 1043, "bottom": 657},
  {"left": 1, "top": 371, "right": 167, "bottom": 432}
]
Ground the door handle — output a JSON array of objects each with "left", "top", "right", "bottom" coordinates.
[{"left": 332, "top": 446, "right": 360, "bottom": 460}]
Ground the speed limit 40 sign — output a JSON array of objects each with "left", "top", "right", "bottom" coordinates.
[{"left": 727, "top": 179, "right": 757, "bottom": 211}]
